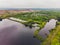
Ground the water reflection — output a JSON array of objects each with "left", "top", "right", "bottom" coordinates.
[
  {"left": 38, "top": 19, "right": 57, "bottom": 38},
  {"left": 0, "top": 19, "right": 40, "bottom": 45}
]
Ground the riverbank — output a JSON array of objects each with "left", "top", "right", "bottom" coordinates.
[
  {"left": 42, "top": 25, "right": 60, "bottom": 45},
  {"left": 9, "top": 17, "right": 27, "bottom": 22},
  {"left": 0, "top": 19, "right": 40, "bottom": 45},
  {"left": 8, "top": 17, "right": 58, "bottom": 45}
]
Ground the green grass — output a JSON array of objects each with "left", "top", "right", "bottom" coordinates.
[
  {"left": 41, "top": 25, "right": 60, "bottom": 45},
  {"left": 34, "top": 29, "right": 44, "bottom": 41}
]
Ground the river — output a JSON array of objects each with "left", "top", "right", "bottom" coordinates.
[
  {"left": 38, "top": 19, "right": 57, "bottom": 39},
  {"left": 0, "top": 19, "right": 57, "bottom": 45},
  {"left": 0, "top": 19, "right": 40, "bottom": 45}
]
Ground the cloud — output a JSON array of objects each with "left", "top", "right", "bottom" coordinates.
[{"left": 0, "top": 0, "right": 60, "bottom": 8}]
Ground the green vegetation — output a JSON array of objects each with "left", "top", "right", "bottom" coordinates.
[
  {"left": 1, "top": 10, "right": 60, "bottom": 45},
  {"left": 13, "top": 11, "right": 60, "bottom": 21},
  {"left": 12, "top": 11, "right": 60, "bottom": 45},
  {"left": 11, "top": 11, "right": 60, "bottom": 29},
  {"left": 41, "top": 25, "right": 60, "bottom": 45},
  {"left": 34, "top": 29, "right": 44, "bottom": 41}
]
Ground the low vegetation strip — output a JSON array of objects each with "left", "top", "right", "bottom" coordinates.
[
  {"left": 42, "top": 25, "right": 60, "bottom": 45},
  {"left": 9, "top": 17, "right": 27, "bottom": 22}
]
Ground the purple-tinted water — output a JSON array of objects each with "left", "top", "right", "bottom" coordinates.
[
  {"left": 0, "top": 19, "right": 40, "bottom": 45},
  {"left": 38, "top": 19, "right": 57, "bottom": 38}
]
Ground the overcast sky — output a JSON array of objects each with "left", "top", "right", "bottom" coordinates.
[{"left": 0, "top": 0, "right": 60, "bottom": 8}]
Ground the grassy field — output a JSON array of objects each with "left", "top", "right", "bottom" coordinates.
[{"left": 42, "top": 25, "right": 60, "bottom": 45}]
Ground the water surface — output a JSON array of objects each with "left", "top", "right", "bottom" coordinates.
[
  {"left": 38, "top": 19, "right": 57, "bottom": 38},
  {"left": 0, "top": 19, "right": 40, "bottom": 45}
]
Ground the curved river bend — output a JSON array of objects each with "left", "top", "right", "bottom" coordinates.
[
  {"left": 0, "top": 19, "right": 57, "bottom": 45},
  {"left": 0, "top": 19, "right": 40, "bottom": 45}
]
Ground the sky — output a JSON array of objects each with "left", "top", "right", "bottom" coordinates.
[{"left": 0, "top": 0, "right": 60, "bottom": 8}]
